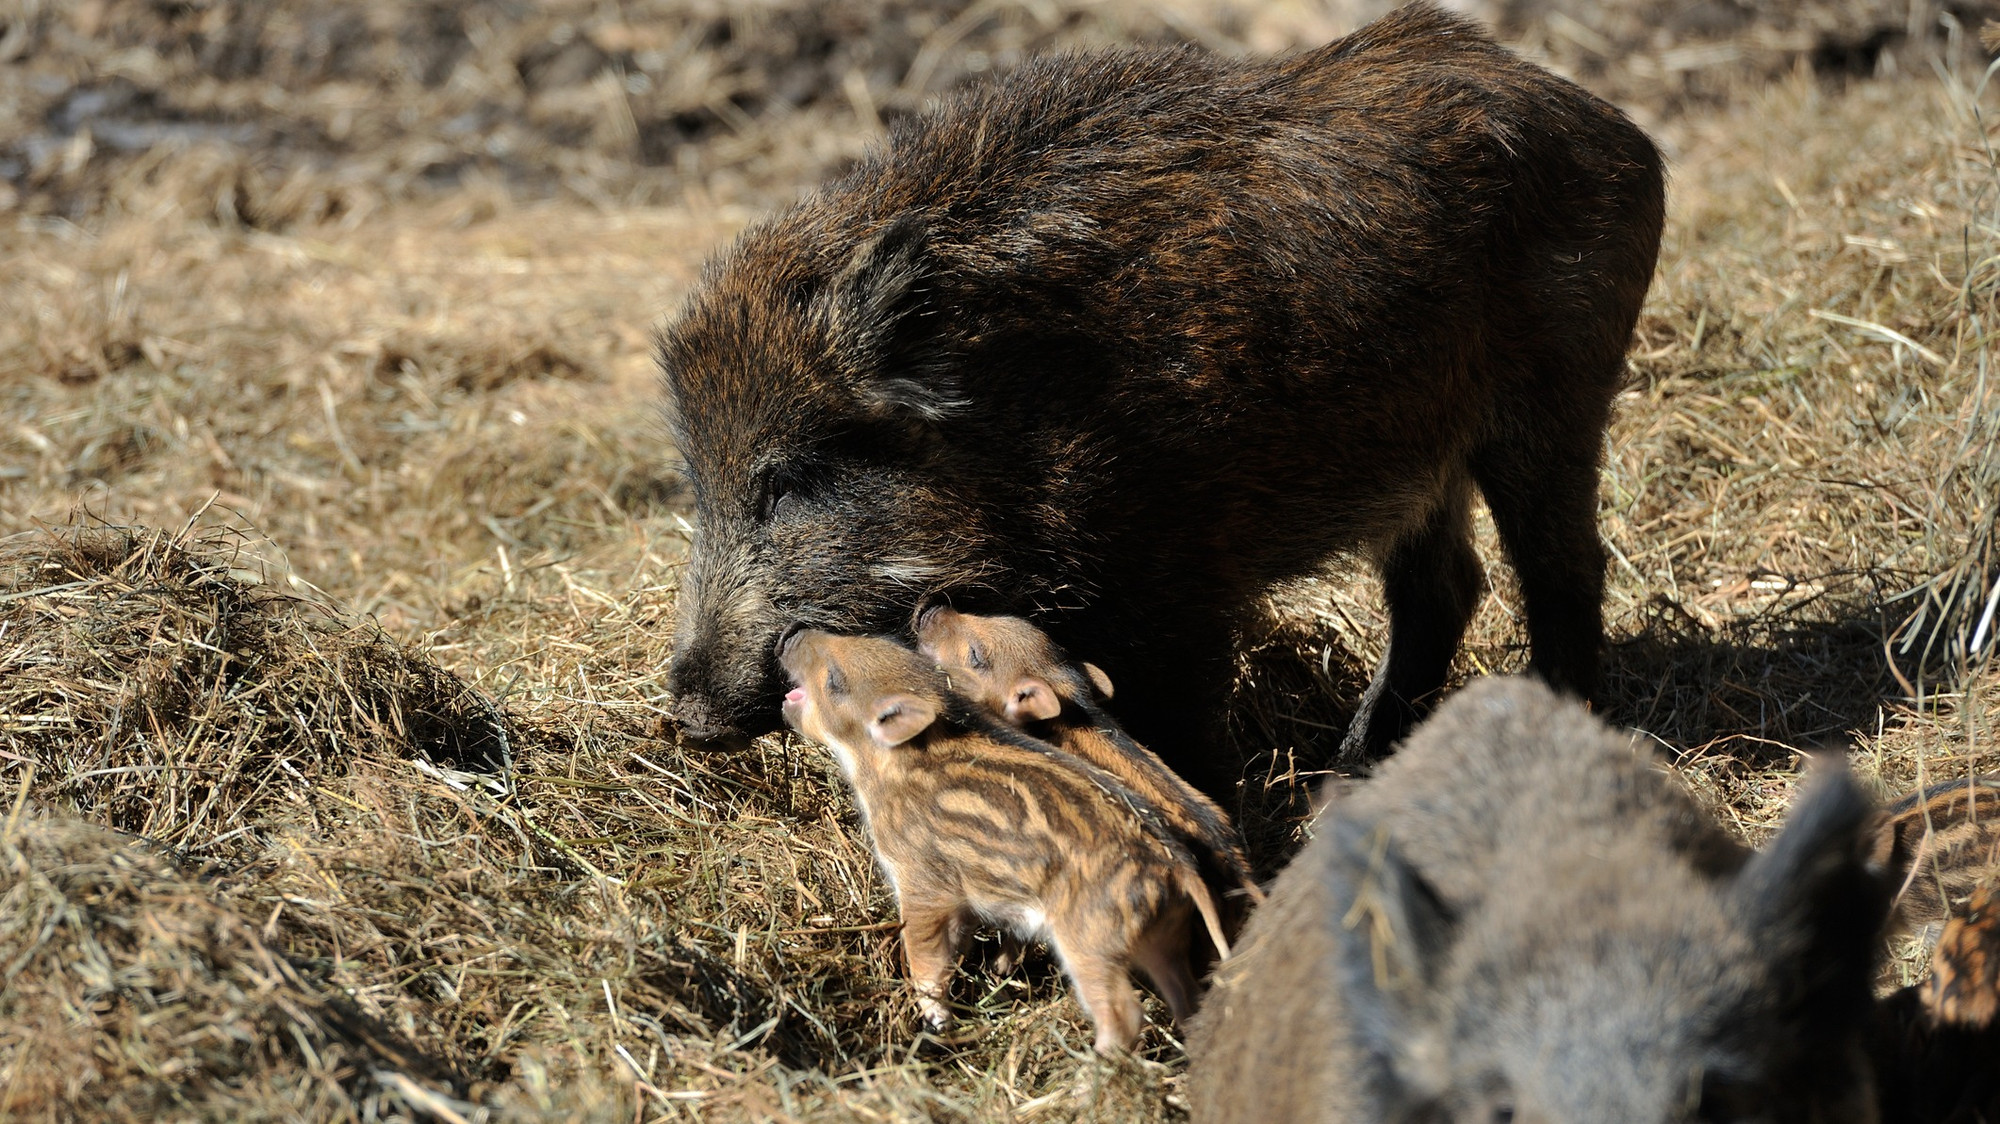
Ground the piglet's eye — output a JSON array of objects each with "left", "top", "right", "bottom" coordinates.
[
  {"left": 966, "top": 643, "right": 989, "bottom": 671},
  {"left": 824, "top": 669, "right": 846, "bottom": 697}
]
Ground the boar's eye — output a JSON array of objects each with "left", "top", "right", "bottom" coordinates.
[{"left": 754, "top": 464, "right": 802, "bottom": 524}]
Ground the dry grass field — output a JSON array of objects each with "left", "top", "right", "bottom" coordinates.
[{"left": 3, "top": 1, "right": 1999, "bottom": 1120}]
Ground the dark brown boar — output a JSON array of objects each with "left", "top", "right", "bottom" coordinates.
[
  {"left": 1186, "top": 677, "right": 1894, "bottom": 1124},
  {"left": 660, "top": 1, "right": 1665, "bottom": 784},
  {"left": 913, "top": 606, "right": 1263, "bottom": 932},
  {"left": 776, "top": 628, "right": 1230, "bottom": 1055}
]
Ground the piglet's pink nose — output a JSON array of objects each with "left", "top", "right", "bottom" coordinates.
[{"left": 785, "top": 688, "right": 806, "bottom": 703}]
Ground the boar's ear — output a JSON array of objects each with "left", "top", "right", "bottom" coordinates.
[
  {"left": 1080, "top": 662, "right": 1114, "bottom": 700},
  {"left": 1730, "top": 757, "right": 1891, "bottom": 1030},
  {"left": 1322, "top": 813, "right": 1454, "bottom": 1091},
  {"left": 869, "top": 693, "right": 939, "bottom": 747},
  {"left": 826, "top": 214, "right": 964, "bottom": 424},
  {"left": 1003, "top": 677, "right": 1063, "bottom": 724}
]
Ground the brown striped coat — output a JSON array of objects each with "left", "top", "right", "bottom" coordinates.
[
  {"left": 914, "top": 607, "right": 1264, "bottom": 938},
  {"left": 777, "top": 628, "right": 1228, "bottom": 1055},
  {"left": 1872, "top": 775, "right": 2000, "bottom": 934}
]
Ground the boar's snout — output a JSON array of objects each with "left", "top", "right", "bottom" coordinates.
[
  {"left": 667, "top": 539, "right": 792, "bottom": 744},
  {"left": 666, "top": 638, "right": 775, "bottom": 747},
  {"left": 667, "top": 696, "right": 736, "bottom": 746},
  {"left": 664, "top": 679, "right": 738, "bottom": 746}
]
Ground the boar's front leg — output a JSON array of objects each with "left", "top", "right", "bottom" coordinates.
[
  {"left": 1471, "top": 428, "right": 1608, "bottom": 710},
  {"left": 1340, "top": 480, "right": 1483, "bottom": 761}
]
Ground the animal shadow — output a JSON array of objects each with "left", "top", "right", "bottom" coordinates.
[{"left": 1601, "top": 591, "right": 1899, "bottom": 768}]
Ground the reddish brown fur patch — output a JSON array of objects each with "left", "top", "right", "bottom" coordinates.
[{"left": 1926, "top": 883, "right": 2000, "bottom": 1030}]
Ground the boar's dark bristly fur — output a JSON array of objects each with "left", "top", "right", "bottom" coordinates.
[
  {"left": 658, "top": 2, "right": 1666, "bottom": 780},
  {"left": 1185, "top": 678, "right": 1895, "bottom": 1124}
]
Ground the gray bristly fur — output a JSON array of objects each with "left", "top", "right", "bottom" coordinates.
[{"left": 1186, "top": 676, "right": 1893, "bottom": 1124}]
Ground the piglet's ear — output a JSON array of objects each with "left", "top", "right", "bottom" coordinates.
[
  {"left": 1004, "top": 677, "right": 1063, "bottom": 724},
  {"left": 869, "top": 694, "right": 938, "bottom": 747},
  {"left": 1081, "top": 662, "right": 1114, "bottom": 700},
  {"left": 824, "top": 214, "right": 964, "bottom": 424}
]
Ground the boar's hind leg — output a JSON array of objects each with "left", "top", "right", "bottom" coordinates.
[
  {"left": 1340, "top": 479, "right": 1482, "bottom": 761},
  {"left": 1470, "top": 423, "right": 1609, "bottom": 707}
]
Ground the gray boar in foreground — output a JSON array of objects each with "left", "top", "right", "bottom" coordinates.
[
  {"left": 657, "top": 2, "right": 1665, "bottom": 786},
  {"left": 1186, "top": 677, "right": 1892, "bottom": 1123}
]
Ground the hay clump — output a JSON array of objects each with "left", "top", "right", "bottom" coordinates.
[
  {"left": 0, "top": 814, "right": 452, "bottom": 1122},
  {"left": 0, "top": 522, "right": 506, "bottom": 858},
  {"left": 1887, "top": 386, "right": 2000, "bottom": 689}
]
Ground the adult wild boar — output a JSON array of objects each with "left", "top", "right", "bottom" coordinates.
[{"left": 658, "top": 2, "right": 1665, "bottom": 781}]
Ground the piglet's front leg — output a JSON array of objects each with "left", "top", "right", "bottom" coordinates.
[{"left": 899, "top": 897, "right": 969, "bottom": 1031}]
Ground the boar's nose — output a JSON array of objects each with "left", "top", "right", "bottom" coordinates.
[
  {"left": 673, "top": 708, "right": 751, "bottom": 749},
  {"left": 666, "top": 680, "right": 750, "bottom": 748}
]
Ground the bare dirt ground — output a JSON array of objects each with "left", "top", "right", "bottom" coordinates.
[{"left": 2, "top": 2, "right": 1998, "bottom": 1120}]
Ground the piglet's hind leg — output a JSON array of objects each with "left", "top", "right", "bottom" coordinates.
[
  {"left": 1129, "top": 900, "right": 1201, "bottom": 1028},
  {"left": 1052, "top": 932, "right": 1145, "bottom": 1056}
]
